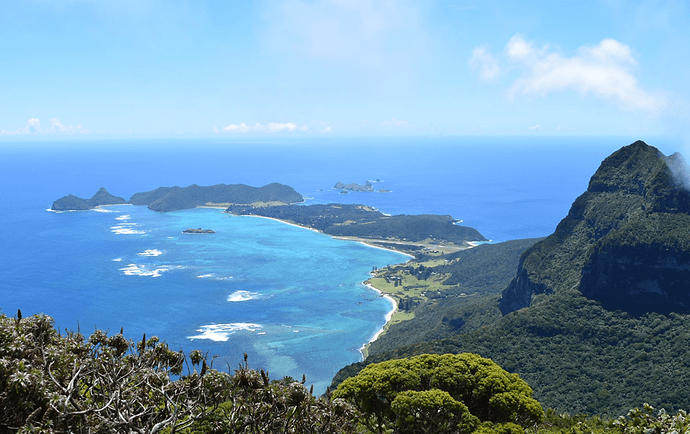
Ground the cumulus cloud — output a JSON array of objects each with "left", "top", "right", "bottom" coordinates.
[
  {"left": 527, "top": 124, "right": 542, "bottom": 130},
  {"left": 217, "top": 122, "right": 308, "bottom": 133},
  {"left": 469, "top": 34, "right": 664, "bottom": 113},
  {"left": 504, "top": 34, "right": 663, "bottom": 112},
  {"left": 1, "top": 118, "right": 88, "bottom": 135},
  {"left": 469, "top": 46, "right": 500, "bottom": 81}
]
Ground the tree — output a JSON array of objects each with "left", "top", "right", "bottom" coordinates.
[{"left": 333, "top": 353, "right": 544, "bottom": 434}]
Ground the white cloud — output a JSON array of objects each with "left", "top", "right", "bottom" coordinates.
[
  {"left": 217, "top": 122, "right": 307, "bottom": 133},
  {"left": 222, "top": 123, "right": 250, "bottom": 133},
  {"left": 527, "top": 124, "right": 542, "bottom": 130},
  {"left": 382, "top": 118, "right": 409, "bottom": 128},
  {"left": 267, "top": 122, "right": 298, "bottom": 132},
  {"left": 1, "top": 118, "right": 87, "bottom": 135},
  {"left": 468, "top": 46, "right": 500, "bottom": 81},
  {"left": 320, "top": 126, "right": 333, "bottom": 133},
  {"left": 503, "top": 34, "right": 663, "bottom": 112}
]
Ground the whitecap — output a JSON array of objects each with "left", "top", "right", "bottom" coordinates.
[
  {"left": 188, "top": 323, "right": 262, "bottom": 342},
  {"left": 115, "top": 214, "right": 131, "bottom": 221},
  {"left": 138, "top": 249, "right": 162, "bottom": 257},
  {"left": 227, "top": 290, "right": 259, "bottom": 302},
  {"left": 112, "top": 258, "right": 122, "bottom": 262},
  {"left": 197, "top": 274, "right": 214, "bottom": 279},
  {"left": 92, "top": 208, "right": 113, "bottom": 213},
  {"left": 119, "top": 263, "right": 170, "bottom": 278},
  {"left": 111, "top": 226, "right": 146, "bottom": 235}
]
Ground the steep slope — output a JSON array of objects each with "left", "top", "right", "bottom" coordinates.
[{"left": 500, "top": 141, "right": 690, "bottom": 315}]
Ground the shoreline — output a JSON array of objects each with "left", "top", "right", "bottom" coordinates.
[
  {"left": 359, "top": 281, "right": 398, "bottom": 359},
  {"left": 228, "top": 212, "right": 415, "bottom": 362}
]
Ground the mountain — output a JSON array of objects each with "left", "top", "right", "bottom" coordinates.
[
  {"left": 500, "top": 140, "right": 690, "bottom": 316},
  {"left": 52, "top": 187, "right": 127, "bottom": 211},
  {"left": 332, "top": 141, "right": 690, "bottom": 415}
]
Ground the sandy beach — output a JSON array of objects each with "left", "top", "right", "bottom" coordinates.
[{"left": 358, "top": 281, "right": 398, "bottom": 358}]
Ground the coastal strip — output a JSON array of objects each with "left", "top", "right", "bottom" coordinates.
[{"left": 359, "top": 282, "right": 398, "bottom": 359}]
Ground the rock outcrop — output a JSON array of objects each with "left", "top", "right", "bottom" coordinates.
[{"left": 499, "top": 140, "right": 690, "bottom": 316}]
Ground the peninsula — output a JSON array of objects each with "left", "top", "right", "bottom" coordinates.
[{"left": 226, "top": 203, "right": 487, "bottom": 255}]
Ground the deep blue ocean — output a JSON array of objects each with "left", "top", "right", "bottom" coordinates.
[{"left": 0, "top": 136, "right": 678, "bottom": 393}]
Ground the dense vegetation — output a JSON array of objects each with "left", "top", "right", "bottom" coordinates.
[
  {"left": 333, "top": 353, "right": 544, "bottom": 434},
  {"left": 364, "top": 239, "right": 540, "bottom": 356},
  {"left": 4, "top": 310, "right": 690, "bottom": 433},
  {"left": 226, "top": 203, "right": 487, "bottom": 247},
  {"left": 337, "top": 291, "right": 690, "bottom": 416}
]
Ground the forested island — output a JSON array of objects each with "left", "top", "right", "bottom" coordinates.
[{"left": 52, "top": 182, "right": 304, "bottom": 212}]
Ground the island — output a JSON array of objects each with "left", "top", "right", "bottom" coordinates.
[
  {"left": 183, "top": 228, "right": 215, "bottom": 234},
  {"left": 51, "top": 181, "right": 487, "bottom": 256},
  {"left": 51, "top": 187, "right": 127, "bottom": 211},
  {"left": 334, "top": 181, "right": 374, "bottom": 192},
  {"left": 52, "top": 183, "right": 304, "bottom": 212}
]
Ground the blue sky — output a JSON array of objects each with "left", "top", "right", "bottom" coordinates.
[{"left": 1, "top": 0, "right": 688, "bottom": 141}]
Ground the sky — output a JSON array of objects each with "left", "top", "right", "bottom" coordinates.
[{"left": 1, "top": 0, "right": 689, "bottom": 141}]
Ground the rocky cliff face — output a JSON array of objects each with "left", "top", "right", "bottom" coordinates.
[{"left": 499, "top": 141, "right": 690, "bottom": 315}]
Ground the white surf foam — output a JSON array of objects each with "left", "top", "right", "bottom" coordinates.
[
  {"left": 115, "top": 214, "right": 131, "bottom": 221},
  {"left": 120, "top": 263, "right": 169, "bottom": 278},
  {"left": 111, "top": 226, "right": 146, "bottom": 235},
  {"left": 92, "top": 208, "right": 113, "bottom": 213},
  {"left": 188, "top": 323, "right": 262, "bottom": 342},
  {"left": 138, "top": 249, "right": 162, "bottom": 257},
  {"left": 227, "top": 290, "right": 259, "bottom": 302},
  {"left": 112, "top": 258, "right": 122, "bottom": 262}
]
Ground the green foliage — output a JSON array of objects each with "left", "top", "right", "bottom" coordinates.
[
  {"left": 366, "top": 239, "right": 539, "bottom": 357},
  {"left": 227, "top": 203, "right": 487, "bottom": 244},
  {"left": 348, "top": 292, "right": 690, "bottom": 416},
  {"left": 0, "top": 311, "right": 229, "bottom": 433},
  {"left": 183, "top": 357, "right": 358, "bottom": 434},
  {"left": 391, "top": 390, "right": 479, "bottom": 434},
  {"left": 333, "top": 353, "right": 544, "bottom": 434}
]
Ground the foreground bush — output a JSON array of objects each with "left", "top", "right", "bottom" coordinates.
[
  {"left": 0, "top": 311, "right": 229, "bottom": 433},
  {"left": 333, "top": 353, "right": 544, "bottom": 434},
  {"left": 184, "top": 355, "right": 358, "bottom": 433}
]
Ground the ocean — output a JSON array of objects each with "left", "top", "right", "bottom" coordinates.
[{"left": 0, "top": 136, "right": 677, "bottom": 393}]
